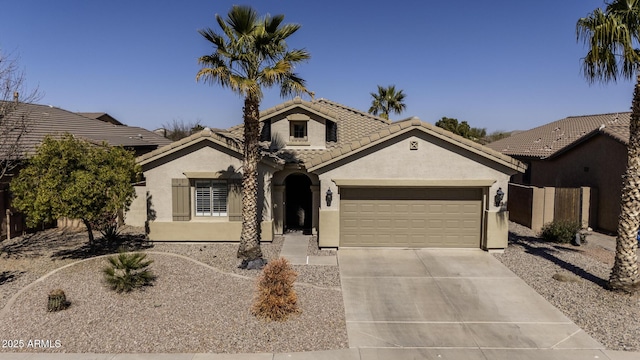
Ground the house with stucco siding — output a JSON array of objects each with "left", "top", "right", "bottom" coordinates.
[
  {"left": 126, "top": 98, "right": 525, "bottom": 250},
  {"left": 487, "top": 112, "right": 629, "bottom": 233}
]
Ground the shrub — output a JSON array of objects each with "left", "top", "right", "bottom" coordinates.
[
  {"left": 251, "top": 257, "right": 300, "bottom": 321},
  {"left": 103, "top": 252, "right": 155, "bottom": 293},
  {"left": 47, "top": 289, "right": 70, "bottom": 312},
  {"left": 91, "top": 212, "right": 121, "bottom": 243},
  {"left": 540, "top": 220, "right": 581, "bottom": 243}
]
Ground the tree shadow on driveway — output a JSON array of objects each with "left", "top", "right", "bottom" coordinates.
[{"left": 508, "top": 231, "right": 608, "bottom": 288}]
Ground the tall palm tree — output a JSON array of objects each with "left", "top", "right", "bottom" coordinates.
[
  {"left": 577, "top": 0, "right": 640, "bottom": 292},
  {"left": 197, "top": 5, "right": 311, "bottom": 267},
  {"left": 368, "top": 85, "right": 407, "bottom": 120}
]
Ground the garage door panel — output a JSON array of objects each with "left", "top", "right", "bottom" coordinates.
[{"left": 340, "top": 188, "right": 481, "bottom": 248}]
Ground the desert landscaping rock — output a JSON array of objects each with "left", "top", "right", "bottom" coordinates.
[
  {"left": 0, "top": 253, "right": 347, "bottom": 353},
  {"left": 2, "top": 223, "right": 639, "bottom": 353},
  {"left": 495, "top": 222, "right": 640, "bottom": 351}
]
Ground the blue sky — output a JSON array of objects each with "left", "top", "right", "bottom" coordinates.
[{"left": 0, "top": 0, "right": 634, "bottom": 132}]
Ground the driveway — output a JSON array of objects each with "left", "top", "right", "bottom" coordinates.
[{"left": 338, "top": 248, "right": 605, "bottom": 359}]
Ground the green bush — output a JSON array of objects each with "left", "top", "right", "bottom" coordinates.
[
  {"left": 103, "top": 252, "right": 155, "bottom": 293},
  {"left": 540, "top": 221, "right": 581, "bottom": 243}
]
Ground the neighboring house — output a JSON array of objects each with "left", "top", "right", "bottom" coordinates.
[
  {"left": 0, "top": 101, "right": 172, "bottom": 236},
  {"left": 1, "top": 103, "right": 172, "bottom": 157},
  {"left": 486, "top": 112, "right": 630, "bottom": 233},
  {"left": 128, "top": 97, "right": 525, "bottom": 250},
  {"left": 77, "top": 112, "right": 124, "bottom": 126}
]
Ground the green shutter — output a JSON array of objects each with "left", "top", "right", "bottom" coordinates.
[
  {"left": 172, "top": 178, "right": 191, "bottom": 221},
  {"left": 228, "top": 179, "right": 242, "bottom": 221}
]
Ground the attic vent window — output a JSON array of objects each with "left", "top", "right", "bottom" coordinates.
[
  {"left": 410, "top": 141, "right": 418, "bottom": 150},
  {"left": 325, "top": 120, "right": 337, "bottom": 142},
  {"left": 260, "top": 121, "right": 271, "bottom": 141},
  {"left": 289, "top": 121, "right": 307, "bottom": 142}
]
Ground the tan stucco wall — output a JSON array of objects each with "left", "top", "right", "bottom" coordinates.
[
  {"left": 484, "top": 210, "right": 509, "bottom": 250},
  {"left": 268, "top": 109, "right": 327, "bottom": 149},
  {"left": 313, "top": 130, "right": 517, "bottom": 248},
  {"left": 524, "top": 135, "right": 626, "bottom": 233},
  {"left": 124, "top": 185, "right": 147, "bottom": 227},
  {"left": 139, "top": 141, "right": 276, "bottom": 241},
  {"left": 148, "top": 220, "right": 273, "bottom": 241},
  {"left": 316, "top": 131, "right": 513, "bottom": 211},
  {"left": 318, "top": 209, "right": 339, "bottom": 247},
  {"left": 144, "top": 142, "right": 244, "bottom": 222}
]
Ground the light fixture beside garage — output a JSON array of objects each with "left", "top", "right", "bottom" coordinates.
[
  {"left": 494, "top": 187, "right": 504, "bottom": 207},
  {"left": 325, "top": 188, "right": 333, "bottom": 207}
]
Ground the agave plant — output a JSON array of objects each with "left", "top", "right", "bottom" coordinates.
[{"left": 103, "top": 252, "right": 155, "bottom": 293}]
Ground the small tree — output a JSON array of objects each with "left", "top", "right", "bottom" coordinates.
[
  {"left": 435, "top": 117, "right": 487, "bottom": 143},
  {"left": 10, "top": 134, "right": 140, "bottom": 245},
  {"left": 160, "top": 119, "right": 206, "bottom": 141},
  {"left": 0, "top": 50, "right": 41, "bottom": 178}
]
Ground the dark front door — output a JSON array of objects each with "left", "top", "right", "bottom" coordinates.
[{"left": 284, "top": 173, "right": 312, "bottom": 232}]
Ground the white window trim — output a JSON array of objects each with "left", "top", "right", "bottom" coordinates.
[{"left": 195, "top": 180, "right": 228, "bottom": 217}]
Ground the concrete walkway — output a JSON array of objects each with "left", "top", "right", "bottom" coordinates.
[{"left": 278, "top": 231, "right": 336, "bottom": 266}]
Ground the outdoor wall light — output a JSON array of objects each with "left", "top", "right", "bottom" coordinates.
[
  {"left": 494, "top": 187, "right": 504, "bottom": 207},
  {"left": 325, "top": 188, "right": 333, "bottom": 207}
]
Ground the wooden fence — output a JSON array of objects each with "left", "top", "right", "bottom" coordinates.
[{"left": 507, "top": 184, "right": 594, "bottom": 233}]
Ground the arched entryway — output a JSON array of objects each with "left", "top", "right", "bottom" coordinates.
[{"left": 284, "top": 173, "right": 313, "bottom": 233}]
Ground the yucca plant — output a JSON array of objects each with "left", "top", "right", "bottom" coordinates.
[{"left": 103, "top": 252, "right": 155, "bottom": 293}]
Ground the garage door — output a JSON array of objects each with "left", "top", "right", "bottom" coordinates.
[{"left": 340, "top": 188, "right": 482, "bottom": 248}]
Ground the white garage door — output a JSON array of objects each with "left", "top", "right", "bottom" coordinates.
[{"left": 340, "top": 188, "right": 482, "bottom": 248}]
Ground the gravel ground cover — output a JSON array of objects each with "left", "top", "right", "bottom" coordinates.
[
  {"left": 0, "top": 228, "right": 347, "bottom": 353},
  {"left": 495, "top": 222, "right": 640, "bottom": 351}
]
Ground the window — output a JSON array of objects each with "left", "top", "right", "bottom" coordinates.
[
  {"left": 195, "top": 180, "right": 228, "bottom": 216},
  {"left": 290, "top": 121, "right": 307, "bottom": 141}
]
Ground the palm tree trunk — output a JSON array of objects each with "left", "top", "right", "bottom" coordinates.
[
  {"left": 237, "top": 96, "right": 263, "bottom": 262},
  {"left": 609, "top": 74, "right": 640, "bottom": 292}
]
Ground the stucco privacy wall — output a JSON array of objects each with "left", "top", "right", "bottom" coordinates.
[
  {"left": 314, "top": 130, "right": 517, "bottom": 248},
  {"left": 124, "top": 185, "right": 147, "bottom": 227},
  {"left": 131, "top": 141, "right": 276, "bottom": 241}
]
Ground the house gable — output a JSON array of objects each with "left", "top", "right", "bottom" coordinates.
[
  {"left": 263, "top": 107, "right": 338, "bottom": 149},
  {"left": 307, "top": 118, "right": 526, "bottom": 174}
]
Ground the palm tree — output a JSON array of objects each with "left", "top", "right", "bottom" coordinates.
[
  {"left": 368, "top": 85, "right": 407, "bottom": 120},
  {"left": 577, "top": 0, "right": 640, "bottom": 292},
  {"left": 197, "top": 5, "right": 311, "bottom": 267}
]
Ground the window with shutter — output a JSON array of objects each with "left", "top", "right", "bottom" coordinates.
[
  {"left": 195, "top": 180, "right": 228, "bottom": 216},
  {"left": 326, "top": 120, "right": 337, "bottom": 142}
]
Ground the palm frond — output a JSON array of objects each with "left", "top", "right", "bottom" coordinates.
[{"left": 577, "top": 1, "right": 640, "bottom": 83}]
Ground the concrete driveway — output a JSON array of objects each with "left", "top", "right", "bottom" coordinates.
[{"left": 338, "top": 248, "right": 606, "bottom": 359}]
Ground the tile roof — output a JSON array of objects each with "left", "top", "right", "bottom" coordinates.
[
  {"left": 137, "top": 127, "right": 243, "bottom": 164},
  {"left": 77, "top": 112, "right": 124, "bottom": 125},
  {"left": 137, "top": 127, "right": 284, "bottom": 168},
  {"left": 0, "top": 102, "right": 171, "bottom": 157},
  {"left": 140, "top": 97, "right": 524, "bottom": 173},
  {"left": 486, "top": 112, "right": 630, "bottom": 158},
  {"left": 227, "top": 97, "right": 392, "bottom": 166}
]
